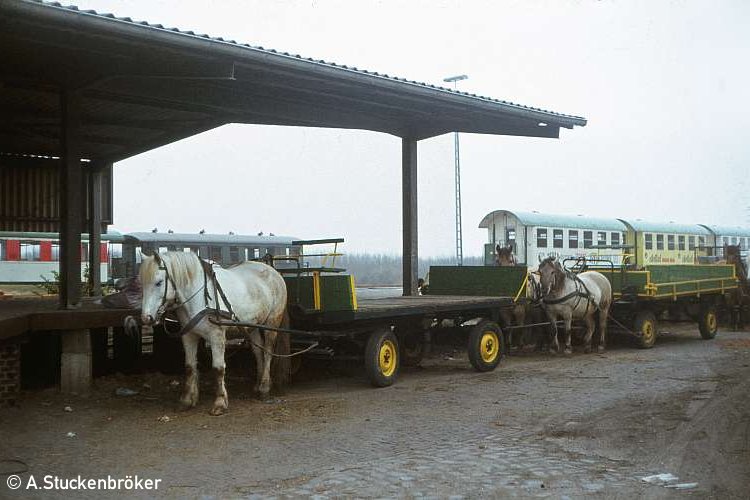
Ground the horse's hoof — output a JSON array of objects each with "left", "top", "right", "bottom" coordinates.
[
  {"left": 564, "top": 348, "right": 572, "bottom": 355},
  {"left": 597, "top": 345, "right": 606, "bottom": 353},
  {"left": 584, "top": 346, "right": 591, "bottom": 354},
  {"left": 256, "top": 391, "right": 271, "bottom": 402},
  {"left": 178, "top": 400, "right": 195, "bottom": 412},
  {"left": 209, "top": 405, "right": 227, "bottom": 416}
]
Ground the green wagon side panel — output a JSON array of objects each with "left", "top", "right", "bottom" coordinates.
[
  {"left": 594, "top": 264, "right": 737, "bottom": 298},
  {"left": 590, "top": 269, "right": 649, "bottom": 295},
  {"left": 427, "top": 266, "right": 527, "bottom": 297},
  {"left": 645, "top": 264, "right": 737, "bottom": 297},
  {"left": 645, "top": 265, "right": 735, "bottom": 283},
  {"left": 284, "top": 274, "right": 355, "bottom": 312}
]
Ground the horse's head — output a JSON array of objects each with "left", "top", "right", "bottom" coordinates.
[
  {"left": 537, "top": 256, "right": 564, "bottom": 297},
  {"left": 495, "top": 244, "right": 517, "bottom": 266},
  {"left": 139, "top": 253, "right": 179, "bottom": 326}
]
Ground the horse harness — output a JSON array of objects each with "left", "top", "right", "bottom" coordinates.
[
  {"left": 153, "top": 253, "right": 238, "bottom": 337},
  {"left": 541, "top": 269, "right": 596, "bottom": 311}
]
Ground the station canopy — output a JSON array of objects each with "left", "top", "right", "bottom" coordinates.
[{"left": 1, "top": 0, "right": 587, "bottom": 164}]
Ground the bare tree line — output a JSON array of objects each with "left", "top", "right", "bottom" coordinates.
[{"left": 323, "top": 253, "right": 483, "bottom": 286}]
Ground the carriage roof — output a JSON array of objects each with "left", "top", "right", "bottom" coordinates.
[
  {"left": 617, "top": 219, "right": 711, "bottom": 235},
  {"left": 123, "top": 232, "right": 299, "bottom": 247},
  {"left": 0, "top": 230, "right": 124, "bottom": 242},
  {"left": 479, "top": 210, "right": 625, "bottom": 232},
  {"left": 698, "top": 225, "right": 750, "bottom": 238}
]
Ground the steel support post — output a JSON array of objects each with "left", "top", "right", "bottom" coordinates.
[
  {"left": 402, "top": 138, "right": 419, "bottom": 296},
  {"left": 59, "top": 88, "right": 83, "bottom": 308},
  {"left": 87, "top": 162, "right": 107, "bottom": 297}
]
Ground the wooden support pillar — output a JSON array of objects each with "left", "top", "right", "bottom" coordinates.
[
  {"left": 87, "top": 163, "right": 107, "bottom": 297},
  {"left": 402, "top": 138, "right": 419, "bottom": 296},
  {"left": 60, "top": 329, "right": 91, "bottom": 395},
  {"left": 59, "top": 88, "right": 83, "bottom": 308}
]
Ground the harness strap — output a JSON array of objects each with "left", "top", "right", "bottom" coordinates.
[{"left": 171, "top": 308, "right": 234, "bottom": 338}]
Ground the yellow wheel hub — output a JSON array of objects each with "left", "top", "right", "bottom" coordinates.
[
  {"left": 480, "top": 331, "right": 499, "bottom": 363},
  {"left": 378, "top": 340, "right": 397, "bottom": 377},
  {"left": 707, "top": 312, "right": 717, "bottom": 331},
  {"left": 642, "top": 320, "right": 655, "bottom": 341}
]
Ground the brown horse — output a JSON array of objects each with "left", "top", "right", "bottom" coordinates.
[
  {"left": 725, "top": 245, "right": 749, "bottom": 329},
  {"left": 495, "top": 244, "right": 538, "bottom": 349}
]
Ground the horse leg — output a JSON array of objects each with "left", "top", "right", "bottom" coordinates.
[
  {"left": 547, "top": 311, "right": 560, "bottom": 353},
  {"left": 179, "top": 332, "right": 200, "bottom": 409},
  {"left": 249, "top": 328, "right": 264, "bottom": 397},
  {"left": 583, "top": 312, "right": 596, "bottom": 354},
  {"left": 257, "top": 330, "right": 277, "bottom": 400},
  {"left": 208, "top": 330, "right": 228, "bottom": 415},
  {"left": 563, "top": 314, "right": 573, "bottom": 355},
  {"left": 598, "top": 304, "right": 609, "bottom": 353}
]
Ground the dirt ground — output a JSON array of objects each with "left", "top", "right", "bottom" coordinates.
[{"left": 1, "top": 323, "right": 749, "bottom": 499}]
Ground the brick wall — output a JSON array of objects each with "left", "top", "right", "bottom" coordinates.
[{"left": 0, "top": 343, "right": 21, "bottom": 407}]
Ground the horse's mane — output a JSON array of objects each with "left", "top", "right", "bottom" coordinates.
[{"left": 140, "top": 251, "right": 202, "bottom": 288}]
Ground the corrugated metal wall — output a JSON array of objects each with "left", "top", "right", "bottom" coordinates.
[{"left": 0, "top": 158, "right": 112, "bottom": 232}]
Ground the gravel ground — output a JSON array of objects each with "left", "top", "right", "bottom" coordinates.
[{"left": 1, "top": 323, "right": 748, "bottom": 499}]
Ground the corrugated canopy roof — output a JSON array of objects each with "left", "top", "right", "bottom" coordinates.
[
  {"left": 479, "top": 210, "right": 625, "bottom": 232},
  {"left": 124, "top": 232, "right": 298, "bottom": 246},
  {"left": 618, "top": 219, "right": 711, "bottom": 235},
  {"left": 0, "top": 0, "right": 587, "bottom": 162}
]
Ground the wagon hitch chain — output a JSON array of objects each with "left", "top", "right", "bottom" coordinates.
[{"left": 208, "top": 317, "right": 319, "bottom": 358}]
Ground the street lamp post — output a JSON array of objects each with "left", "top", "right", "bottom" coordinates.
[{"left": 443, "top": 74, "right": 468, "bottom": 266}]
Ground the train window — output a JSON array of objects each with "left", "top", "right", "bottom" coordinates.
[
  {"left": 20, "top": 241, "right": 40, "bottom": 261},
  {"left": 51, "top": 242, "right": 60, "bottom": 261},
  {"left": 688, "top": 236, "right": 696, "bottom": 251},
  {"left": 0, "top": 240, "right": 4, "bottom": 260},
  {"left": 583, "top": 231, "right": 593, "bottom": 249},
  {"left": 645, "top": 233, "right": 653, "bottom": 250},
  {"left": 597, "top": 232, "right": 607, "bottom": 247},
  {"left": 210, "top": 246, "right": 222, "bottom": 263},
  {"left": 536, "top": 228, "right": 547, "bottom": 248},
  {"left": 699, "top": 236, "right": 706, "bottom": 250},
  {"left": 667, "top": 235, "right": 675, "bottom": 250},
  {"left": 678, "top": 235, "right": 685, "bottom": 251},
  {"left": 229, "top": 246, "right": 240, "bottom": 263},
  {"left": 656, "top": 234, "right": 664, "bottom": 250},
  {"left": 733, "top": 237, "right": 739, "bottom": 245},
  {"left": 568, "top": 230, "right": 579, "bottom": 249},
  {"left": 253, "top": 248, "right": 260, "bottom": 259},
  {"left": 611, "top": 232, "right": 620, "bottom": 246},
  {"left": 553, "top": 229, "right": 563, "bottom": 248}
]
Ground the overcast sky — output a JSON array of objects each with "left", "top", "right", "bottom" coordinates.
[{"left": 76, "top": 0, "right": 750, "bottom": 257}]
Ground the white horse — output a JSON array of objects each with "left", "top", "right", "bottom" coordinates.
[
  {"left": 140, "top": 251, "right": 288, "bottom": 415},
  {"left": 537, "top": 256, "right": 612, "bottom": 354}
]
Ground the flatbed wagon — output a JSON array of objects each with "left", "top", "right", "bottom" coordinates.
[
  {"left": 256, "top": 240, "right": 516, "bottom": 387},
  {"left": 589, "top": 263, "right": 738, "bottom": 347}
]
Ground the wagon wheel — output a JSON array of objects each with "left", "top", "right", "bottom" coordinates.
[
  {"left": 364, "top": 328, "right": 400, "bottom": 387},
  {"left": 698, "top": 305, "right": 719, "bottom": 340},
  {"left": 467, "top": 320, "right": 504, "bottom": 372},
  {"left": 634, "top": 310, "right": 657, "bottom": 349}
]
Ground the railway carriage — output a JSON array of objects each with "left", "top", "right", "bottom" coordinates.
[
  {"left": 479, "top": 210, "right": 626, "bottom": 267},
  {"left": 0, "top": 230, "right": 122, "bottom": 284},
  {"left": 617, "top": 219, "right": 711, "bottom": 267},
  {"left": 699, "top": 224, "right": 750, "bottom": 259}
]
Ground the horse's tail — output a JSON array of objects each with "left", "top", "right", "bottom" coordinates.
[{"left": 271, "top": 308, "right": 291, "bottom": 394}]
